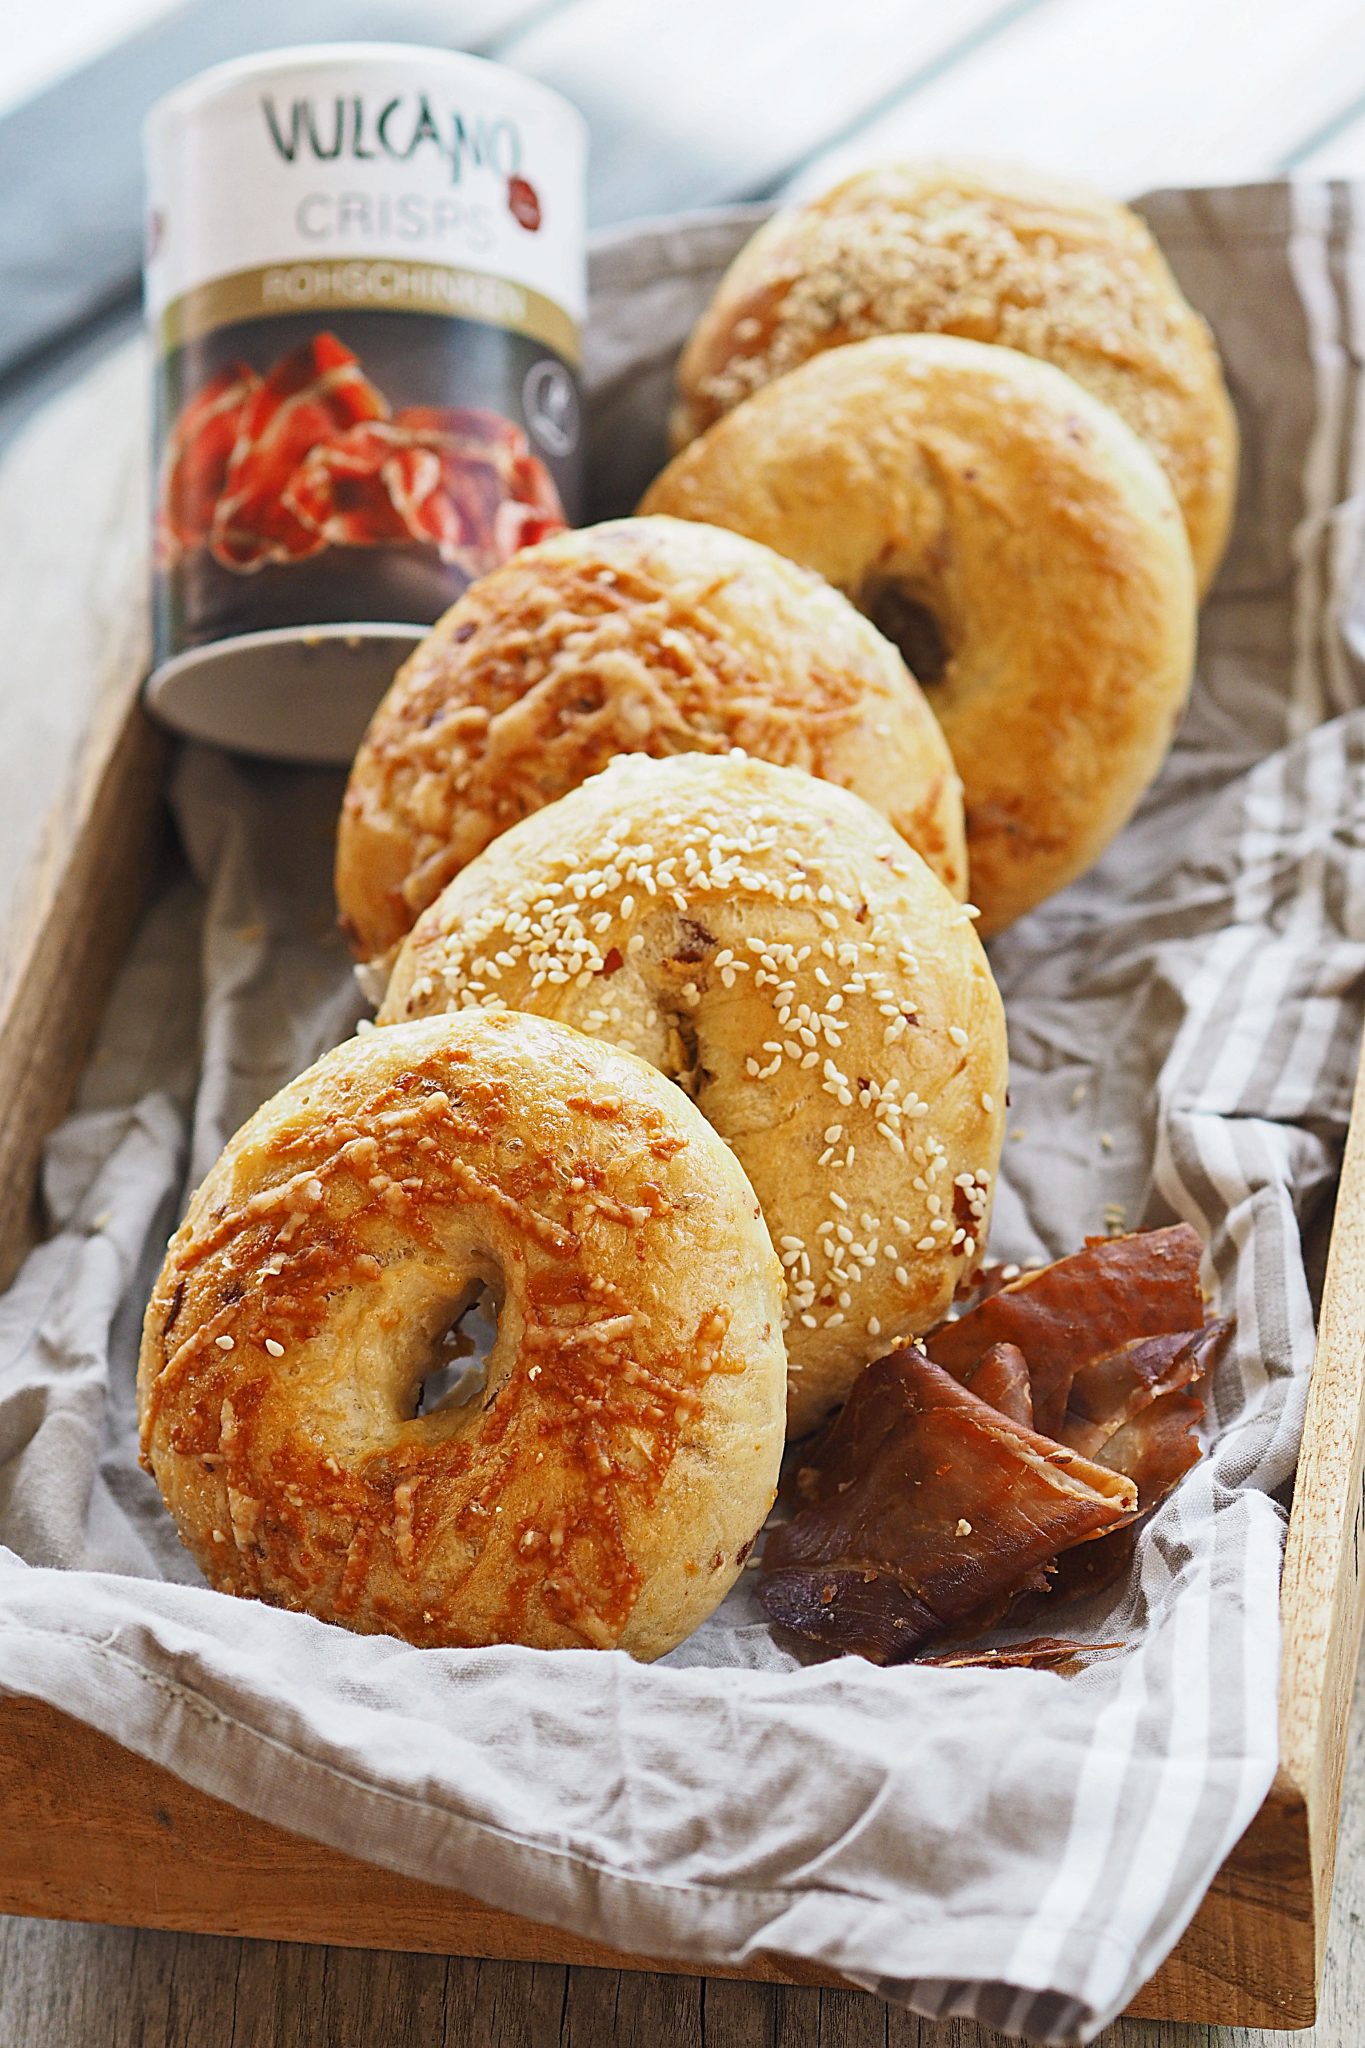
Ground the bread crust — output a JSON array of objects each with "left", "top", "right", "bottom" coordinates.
[
  {"left": 382, "top": 754, "right": 1008, "bottom": 1437},
  {"left": 137, "top": 1010, "right": 787, "bottom": 1660},
  {"left": 643, "top": 334, "right": 1197, "bottom": 936},
  {"left": 671, "top": 161, "right": 1238, "bottom": 593},
  {"left": 337, "top": 515, "right": 965, "bottom": 969}
]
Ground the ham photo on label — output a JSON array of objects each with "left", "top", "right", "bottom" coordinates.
[{"left": 144, "top": 46, "right": 586, "bottom": 762}]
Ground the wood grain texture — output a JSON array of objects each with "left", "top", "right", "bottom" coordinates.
[
  {"left": 1276, "top": 1028, "right": 1365, "bottom": 1979},
  {"left": 0, "top": 342, "right": 165, "bottom": 1287},
  {"left": 0, "top": 1689, "right": 1318, "bottom": 2028},
  {"left": 5, "top": 1639, "right": 1365, "bottom": 2046}
]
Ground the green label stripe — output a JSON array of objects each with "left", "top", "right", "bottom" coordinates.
[{"left": 158, "top": 260, "right": 580, "bottom": 364}]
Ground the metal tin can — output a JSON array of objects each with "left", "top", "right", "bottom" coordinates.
[{"left": 143, "top": 44, "right": 586, "bottom": 762}]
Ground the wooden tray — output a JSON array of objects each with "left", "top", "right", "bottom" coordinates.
[{"left": 0, "top": 345, "right": 1361, "bottom": 2035}]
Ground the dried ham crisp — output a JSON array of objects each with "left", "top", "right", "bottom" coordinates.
[
  {"left": 919, "top": 1637, "right": 1122, "bottom": 1670},
  {"left": 759, "top": 1348, "right": 1137, "bottom": 1664},
  {"left": 1046, "top": 1381, "right": 1215, "bottom": 1603},
  {"left": 958, "top": 1339, "right": 1033, "bottom": 1427},
  {"left": 761, "top": 1227, "right": 1226, "bottom": 1665},
  {"left": 927, "top": 1224, "right": 1206, "bottom": 1439}
]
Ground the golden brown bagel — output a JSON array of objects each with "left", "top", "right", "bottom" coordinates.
[
  {"left": 671, "top": 161, "right": 1238, "bottom": 593},
  {"left": 381, "top": 754, "right": 1007, "bottom": 1438},
  {"left": 137, "top": 1010, "right": 787, "bottom": 1660},
  {"left": 642, "top": 335, "right": 1198, "bottom": 936},
  {"left": 337, "top": 515, "right": 965, "bottom": 972}
]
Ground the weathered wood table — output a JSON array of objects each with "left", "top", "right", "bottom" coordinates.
[{"left": 4, "top": 1, "right": 1365, "bottom": 2040}]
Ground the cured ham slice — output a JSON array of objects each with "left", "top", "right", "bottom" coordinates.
[
  {"left": 758, "top": 1348, "right": 1136, "bottom": 1664},
  {"left": 280, "top": 405, "right": 564, "bottom": 574},
  {"left": 392, "top": 405, "right": 565, "bottom": 572},
  {"left": 282, "top": 421, "right": 453, "bottom": 553},
  {"left": 926, "top": 1225, "right": 1205, "bottom": 1439},
  {"left": 155, "top": 361, "right": 259, "bottom": 567},
  {"left": 158, "top": 344, "right": 564, "bottom": 578},
  {"left": 210, "top": 333, "right": 388, "bottom": 571}
]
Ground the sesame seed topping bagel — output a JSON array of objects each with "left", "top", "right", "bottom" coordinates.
[
  {"left": 137, "top": 1010, "right": 787, "bottom": 1660},
  {"left": 641, "top": 334, "right": 1198, "bottom": 937},
  {"left": 337, "top": 514, "right": 965, "bottom": 973},
  {"left": 670, "top": 161, "right": 1238, "bottom": 593},
  {"left": 380, "top": 754, "right": 1008, "bottom": 1438}
]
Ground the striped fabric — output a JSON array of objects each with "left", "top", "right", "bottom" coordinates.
[{"left": 0, "top": 185, "right": 1362, "bottom": 2043}]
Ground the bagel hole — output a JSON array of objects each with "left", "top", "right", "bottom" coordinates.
[
  {"left": 862, "top": 583, "right": 951, "bottom": 686},
  {"left": 414, "top": 1283, "right": 500, "bottom": 1416}
]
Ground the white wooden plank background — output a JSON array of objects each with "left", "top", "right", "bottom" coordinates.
[
  {"left": 1294, "top": 99, "right": 1365, "bottom": 176},
  {"left": 4, "top": 2, "right": 1365, "bottom": 2044},
  {"left": 503, "top": 0, "right": 1034, "bottom": 217},
  {"left": 0, "top": 0, "right": 177, "bottom": 118},
  {"left": 783, "top": 0, "right": 1365, "bottom": 199}
]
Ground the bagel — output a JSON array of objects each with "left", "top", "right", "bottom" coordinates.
[
  {"left": 671, "top": 161, "right": 1238, "bottom": 592},
  {"left": 641, "top": 335, "right": 1198, "bottom": 936},
  {"left": 381, "top": 753, "right": 1008, "bottom": 1438},
  {"left": 337, "top": 515, "right": 966, "bottom": 972},
  {"left": 137, "top": 1009, "right": 787, "bottom": 1660}
]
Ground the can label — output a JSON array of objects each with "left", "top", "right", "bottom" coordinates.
[{"left": 145, "top": 46, "right": 585, "bottom": 666}]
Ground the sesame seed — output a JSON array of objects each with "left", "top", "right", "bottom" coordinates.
[
  {"left": 264, "top": 1338, "right": 284, "bottom": 1358},
  {"left": 215, "top": 1335, "right": 234, "bottom": 1352}
]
